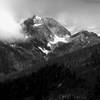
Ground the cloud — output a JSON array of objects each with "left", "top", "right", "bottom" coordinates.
[
  {"left": 0, "top": 0, "right": 100, "bottom": 38},
  {"left": 7, "top": 0, "right": 100, "bottom": 34},
  {"left": 56, "top": 12, "right": 100, "bottom": 35},
  {"left": 81, "top": 0, "right": 100, "bottom": 3},
  {"left": 0, "top": 1, "right": 26, "bottom": 42}
]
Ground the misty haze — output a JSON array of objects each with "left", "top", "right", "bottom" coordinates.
[{"left": 0, "top": 0, "right": 100, "bottom": 42}]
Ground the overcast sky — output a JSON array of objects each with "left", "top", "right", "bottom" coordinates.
[{"left": 1, "top": 0, "right": 100, "bottom": 34}]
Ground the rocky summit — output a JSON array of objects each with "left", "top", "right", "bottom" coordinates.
[{"left": 0, "top": 15, "right": 100, "bottom": 100}]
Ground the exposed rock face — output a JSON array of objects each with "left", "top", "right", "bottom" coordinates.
[
  {"left": 0, "top": 15, "right": 100, "bottom": 100},
  {"left": 22, "top": 16, "right": 71, "bottom": 51},
  {"left": 47, "top": 30, "right": 100, "bottom": 59}
]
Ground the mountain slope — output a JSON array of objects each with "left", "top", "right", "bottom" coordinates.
[{"left": 47, "top": 30, "right": 100, "bottom": 58}]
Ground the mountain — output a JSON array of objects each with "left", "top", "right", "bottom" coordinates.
[
  {"left": 47, "top": 30, "right": 100, "bottom": 59},
  {"left": 0, "top": 15, "right": 71, "bottom": 80},
  {"left": 0, "top": 15, "right": 100, "bottom": 100}
]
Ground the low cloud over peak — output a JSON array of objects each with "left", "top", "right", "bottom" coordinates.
[
  {"left": 81, "top": 0, "right": 100, "bottom": 3},
  {"left": 0, "top": 0, "right": 100, "bottom": 39}
]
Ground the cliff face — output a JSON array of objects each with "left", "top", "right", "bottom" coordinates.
[{"left": 0, "top": 16, "right": 100, "bottom": 100}]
